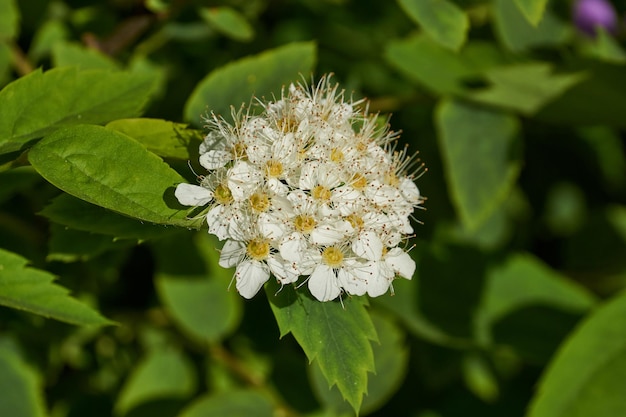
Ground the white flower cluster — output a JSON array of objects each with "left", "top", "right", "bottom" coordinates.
[{"left": 175, "top": 76, "right": 423, "bottom": 302}]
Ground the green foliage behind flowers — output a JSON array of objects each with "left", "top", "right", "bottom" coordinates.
[{"left": 0, "top": 0, "right": 625, "bottom": 416}]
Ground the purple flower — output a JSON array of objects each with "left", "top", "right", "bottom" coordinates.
[{"left": 574, "top": 0, "right": 618, "bottom": 36}]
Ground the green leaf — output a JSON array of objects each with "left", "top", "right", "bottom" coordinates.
[
  {"left": 494, "top": 0, "right": 570, "bottom": 52},
  {"left": 28, "top": 20, "right": 69, "bottom": 63},
  {"left": 0, "top": 166, "right": 40, "bottom": 204},
  {"left": 0, "top": 338, "right": 46, "bottom": 417},
  {"left": 266, "top": 281, "right": 377, "bottom": 413},
  {"left": 52, "top": 41, "right": 120, "bottom": 70},
  {"left": 115, "top": 347, "right": 196, "bottom": 415},
  {"left": 199, "top": 7, "right": 254, "bottom": 42},
  {"left": 47, "top": 223, "right": 134, "bottom": 263},
  {"left": 581, "top": 28, "right": 626, "bottom": 64},
  {"left": 514, "top": 0, "right": 548, "bottom": 26},
  {"left": 538, "top": 61, "right": 626, "bottom": 128},
  {"left": 436, "top": 99, "right": 521, "bottom": 230},
  {"left": 0, "top": 248, "right": 112, "bottom": 326},
  {"left": 28, "top": 125, "right": 199, "bottom": 228},
  {"left": 310, "top": 311, "right": 409, "bottom": 415},
  {"left": 385, "top": 34, "right": 505, "bottom": 95},
  {"left": 184, "top": 41, "right": 317, "bottom": 127},
  {"left": 476, "top": 254, "right": 597, "bottom": 347},
  {"left": 462, "top": 353, "right": 499, "bottom": 402},
  {"left": 468, "top": 63, "right": 586, "bottom": 115},
  {"left": 528, "top": 290, "right": 626, "bottom": 417},
  {"left": 106, "top": 118, "right": 202, "bottom": 160},
  {"left": 0, "top": 0, "right": 19, "bottom": 40},
  {"left": 40, "top": 194, "right": 178, "bottom": 240},
  {"left": 178, "top": 390, "right": 273, "bottom": 417},
  {"left": 397, "top": 0, "right": 469, "bottom": 51},
  {"left": 0, "top": 67, "right": 155, "bottom": 154}
]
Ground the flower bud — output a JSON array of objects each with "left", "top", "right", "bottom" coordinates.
[{"left": 573, "top": 0, "right": 618, "bottom": 36}]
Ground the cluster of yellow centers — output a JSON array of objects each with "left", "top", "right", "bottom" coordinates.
[{"left": 321, "top": 246, "right": 344, "bottom": 268}]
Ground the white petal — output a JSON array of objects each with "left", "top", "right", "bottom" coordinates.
[
  {"left": 337, "top": 265, "right": 367, "bottom": 296},
  {"left": 352, "top": 231, "right": 383, "bottom": 261},
  {"left": 258, "top": 212, "right": 288, "bottom": 241},
  {"left": 199, "top": 150, "right": 232, "bottom": 170},
  {"left": 267, "top": 256, "right": 300, "bottom": 284},
  {"left": 385, "top": 248, "right": 416, "bottom": 279},
  {"left": 366, "top": 263, "right": 392, "bottom": 297},
  {"left": 175, "top": 183, "right": 213, "bottom": 206},
  {"left": 309, "top": 265, "right": 342, "bottom": 301},
  {"left": 400, "top": 178, "right": 421, "bottom": 204},
  {"left": 219, "top": 240, "right": 244, "bottom": 268},
  {"left": 227, "top": 161, "right": 263, "bottom": 201},
  {"left": 235, "top": 260, "right": 270, "bottom": 298},
  {"left": 207, "top": 205, "right": 230, "bottom": 240},
  {"left": 309, "top": 220, "right": 352, "bottom": 246}
]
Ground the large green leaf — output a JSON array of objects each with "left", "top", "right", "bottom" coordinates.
[
  {"left": 106, "top": 118, "right": 202, "bottom": 160},
  {"left": 468, "top": 63, "right": 585, "bottom": 115},
  {"left": 40, "top": 194, "right": 178, "bottom": 240},
  {"left": 385, "top": 34, "right": 505, "bottom": 96},
  {"left": 115, "top": 347, "right": 196, "bottom": 415},
  {"left": 266, "top": 281, "right": 377, "bottom": 413},
  {"left": 0, "top": 248, "right": 112, "bottom": 326},
  {"left": 0, "top": 67, "right": 155, "bottom": 155},
  {"left": 184, "top": 41, "right": 316, "bottom": 127},
  {"left": 436, "top": 99, "right": 521, "bottom": 230},
  {"left": 514, "top": 0, "right": 548, "bottom": 26},
  {"left": 493, "top": 0, "right": 570, "bottom": 52},
  {"left": 178, "top": 390, "right": 273, "bottom": 417},
  {"left": 0, "top": 338, "right": 46, "bottom": 417},
  {"left": 309, "top": 311, "right": 409, "bottom": 415},
  {"left": 51, "top": 41, "right": 120, "bottom": 70},
  {"left": 28, "top": 125, "right": 199, "bottom": 228},
  {"left": 527, "top": 290, "right": 626, "bottom": 417},
  {"left": 476, "top": 254, "right": 597, "bottom": 347},
  {"left": 397, "top": 0, "right": 469, "bottom": 51}
]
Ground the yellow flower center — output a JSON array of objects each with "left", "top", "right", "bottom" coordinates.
[
  {"left": 330, "top": 148, "right": 344, "bottom": 162},
  {"left": 265, "top": 160, "right": 283, "bottom": 178},
  {"left": 350, "top": 173, "right": 367, "bottom": 190},
  {"left": 246, "top": 239, "right": 270, "bottom": 261},
  {"left": 312, "top": 185, "right": 332, "bottom": 202},
  {"left": 345, "top": 213, "right": 364, "bottom": 230},
  {"left": 322, "top": 246, "right": 344, "bottom": 268},
  {"left": 249, "top": 192, "right": 270, "bottom": 212},
  {"left": 294, "top": 214, "right": 317, "bottom": 233},
  {"left": 231, "top": 142, "right": 247, "bottom": 159},
  {"left": 214, "top": 184, "right": 233, "bottom": 205}
]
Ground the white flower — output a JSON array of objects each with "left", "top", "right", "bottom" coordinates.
[{"left": 175, "top": 74, "right": 424, "bottom": 301}]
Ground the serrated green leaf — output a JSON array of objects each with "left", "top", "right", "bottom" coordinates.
[
  {"left": 514, "top": 0, "right": 548, "bottom": 26},
  {"left": 397, "top": 0, "right": 469, "bottom": 51},
  {"left": 29, "top": 125, "right": 199, "bottom": 228},
  {"left": 494, "top": 0, "right": 570, "bottom": 52},
  {"left": 436, "top": 99, "right": 521, "bottom": 230},
  {"left": 178, "top": 390, "right": 273, "bottom": 417},
  {"left": 0, "top": 337, "right": 47, "bottom": 417},
  {"left": 106, "top": 118, "right": 202, "bottom": 160},
  {"left": 0, "top": 248, "right": 112, "bottom": 326},
  {"left": 52, "top": 41, "right": 120, "bottom": 69},
  {"left": 41, "top": 194, "right": 178, "bottom": 240},
  {"left": 310, "top": 311, "right": 409, "bottom": 415},
  {"left": 115, "top": 347, "right": 196, "bottom": 415},
  {"left": 469, "top": 63, "right": 586, "bottom": 115},
  {"left": 0, "top": 67, "right": 155, "bottom": 154},
  {"left": 528, "top": 290, "right": 626, "bottom": 417},
  {"left": 0, "top": 0, "right": 19, "bottom": 40},
  {"left": 266, "top": 281, "right": 376, "bottom": 413},
  {"left": 184, "top": 42, "right": 316, "bottom": 127},
  {"left": 199, "top": 7, "right": 254, "bottom": 42}
]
